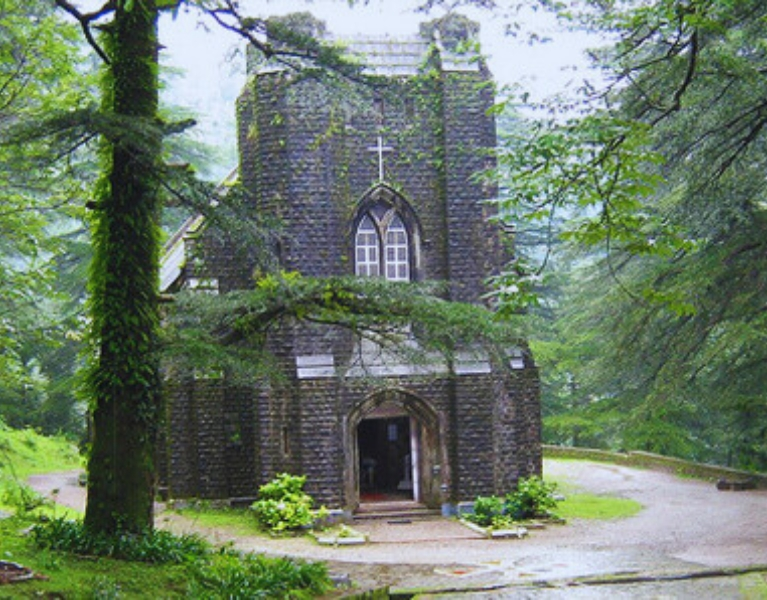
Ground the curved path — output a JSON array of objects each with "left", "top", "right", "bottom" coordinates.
[{"left": 28, "top": 460, "right": 767, "bottom": 596}]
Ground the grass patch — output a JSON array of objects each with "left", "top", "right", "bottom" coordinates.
[
  {"left": 0, "top": 516, "right": 190, "bottom": 598},
  {"left": 171, "top": 505, "right": 267, "bottom": 537},
  {"left": 0, "top": 515, "right": 332, "bottom": 598},
  {"left": 557, "top": 493, "right": 642, "bottom": 520},
  {"left": 0, "top": 423, "right": 82, "bottom": 480},
  {"left": 544, "top": 459, "right": 642, "bottom": 520},
  {"left": 0, "top": 423, "right": 83, "bottom": 514},
  {"left": 739, "top": 572, "right": 767, "bottom": 599}
]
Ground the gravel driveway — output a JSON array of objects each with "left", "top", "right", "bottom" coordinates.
[{"left": 28, "top": 459, "right": 767, "bottom": 597}]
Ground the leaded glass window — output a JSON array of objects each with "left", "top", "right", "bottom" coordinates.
[
  {"left": 355, "top": 215, "right": 380, "bottom": 277},
  {"left": 355, "top": 211, "right": 411, "bottom": 281},
  {"left": 385, "top": 215, "right": 409, "bottom": 281}
]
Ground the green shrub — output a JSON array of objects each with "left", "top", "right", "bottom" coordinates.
[
  {"left": 5, "top": 513, "right": 331, "bottom": 598},
  {"left": 250, "top": 473, "right": 320, "bottom": 533},
  {"left": 188, "top": 550, "right": 332, "bottom": 599},
  {"left": 504, "top": 476, "right": 560, "bottom": 520},
  {"left": 465, "top": 495, "right": 504, "bottom": 527},
  {"left": 256, "top": 473, "right": 308, "bottom": 501},
  {"left": 32, "top": 518, "right": 210, "bottom": 563},
  {"left": 465, "top": 477, "right": 561, "bottom": 527}
]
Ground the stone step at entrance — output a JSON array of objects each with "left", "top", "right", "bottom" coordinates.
[{"left": 354, "top": 500, "right": 441, "bottom": 522}]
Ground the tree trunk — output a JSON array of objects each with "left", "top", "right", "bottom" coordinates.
[{"left": 84, "top": 0, "right": 161, "bottom": 534}]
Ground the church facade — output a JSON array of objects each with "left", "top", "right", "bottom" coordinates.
[{"left": 159, "top": 14, "right": 541, "bottom": 510}]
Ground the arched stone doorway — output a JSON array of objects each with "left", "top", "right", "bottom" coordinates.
[{"left": 345, "top": 389, "right": 445, "bottom": 510}]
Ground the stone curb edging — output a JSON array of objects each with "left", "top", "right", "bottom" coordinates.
[{"left": 458, "top": 519, "right": 528, "bottom": 539}]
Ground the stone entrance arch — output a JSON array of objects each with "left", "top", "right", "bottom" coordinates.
[{"left": 345, "top": 389, "right": 445, "bottom": 510}]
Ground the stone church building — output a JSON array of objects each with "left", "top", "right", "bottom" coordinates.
[{"left": 159, "top": 13, "right": 541, "bottom": 511}]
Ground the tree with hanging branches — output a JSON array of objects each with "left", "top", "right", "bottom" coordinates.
[
  {"left": 48, "top": 0, "right": 374, "bottom": 535},
  {"left": 495, "top": 0, "right": 767, "bottom": 470},
  {"left": 46, "top": 0, "right": 529, "bottom": 535}
]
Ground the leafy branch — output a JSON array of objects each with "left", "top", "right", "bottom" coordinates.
[{"left": 165, "top": 273, "right": 526, "bottom": 380}]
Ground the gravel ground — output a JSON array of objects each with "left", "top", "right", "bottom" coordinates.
[{"left": 28, "top": 459, "right": 767, "bottom": 597}]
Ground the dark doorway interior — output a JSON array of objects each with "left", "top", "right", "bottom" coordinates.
[{"left": 358, "top": 416, "right": 412, "bottom": 501}]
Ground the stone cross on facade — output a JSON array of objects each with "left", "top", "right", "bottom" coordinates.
[{"left": 367, "top": 135, "right": 393, "bottom": 182}]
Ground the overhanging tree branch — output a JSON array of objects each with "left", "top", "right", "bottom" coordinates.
[{"left": 53, "top": 0, "right": 114, "bottom": 64}]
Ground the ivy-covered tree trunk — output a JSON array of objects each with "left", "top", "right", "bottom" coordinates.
[{"left": 84, "top": 0, "right": 162, "bottom": 534}]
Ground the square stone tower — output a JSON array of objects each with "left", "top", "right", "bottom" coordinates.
[{"left": 160, "top": 13, "right": 541, "bottom": 510}]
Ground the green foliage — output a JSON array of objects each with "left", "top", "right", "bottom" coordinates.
[
  {"left": 33, "top": 518, "right": 210, "bottom": 564},
  {"left": 466, "top": 477, "right": 561, "bottom": 526},
  {"left": 256, "top": 473, "right": 309, "bottom": 501},
  {"left": 0, "top": 421, "right": 81, "bottom": 480},
  {"left": 91, "top": 576, "right": 122, "bottom": 599},
  {"left": 325, "top": 523, "right": 364, "bottom": 539},
  {"left": 498, "top": 0, "right": 767, "bottom": 471},
  {"left": 0, "top": 1, "right": 93, "bottom": 438},
  {"left": 2, "top": 482, "right": 51, "bottom": 515},
  {"left": 0, "top": 515, "right": 190, "bottom": 597},
  {"left": 188, "top": 550, "right": 332, "bottom": 599},
  {"left": 265, "top": 13, "right": 365, "bottom": 82},
  {"left": 504, "top": 476, "right": 559, "bottom": 520},
  {"left": 250, "top": 473, "right": 319, "bottom": 534},
  {"left": 1, "top": 513, "right": 331, "bottom": 598},
  {"left": 465, "top": 495, "right": 505, "bottom": 527},
  {"left": 0, "top": 422, "right": 82, "bottom": 514},
  {"left": 165, "top": 272, "right": 525, "bottom": 384},
  {"left": 173, "top": 504, "right": 265, "bottom": 536}
]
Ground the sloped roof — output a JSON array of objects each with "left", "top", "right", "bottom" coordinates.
[
  {"left": 343, "top": 35, "right": 429, "bottom": 77},
  {"left": 252, "top": 15, "right": 484, "bottom": 77},
  {"left": 159, "top": 167, "right": 238, "bottom": 292},
  {"left": 340, "top": 34, "right": 481, "bottom": 76}
]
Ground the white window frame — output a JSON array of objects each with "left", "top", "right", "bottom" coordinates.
[
  {"left": 355, "top": 210, "right": 411, "bottom": 282},
  {"left": 385, "top": 214, "right": 410, "bottom": 281},
  {"left": 355, "top": 215, "right": 381, "bottom": 277}
]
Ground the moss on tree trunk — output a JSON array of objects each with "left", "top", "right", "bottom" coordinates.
[{"left": 84, "top": 0, "right": 162, "bottom": 535}]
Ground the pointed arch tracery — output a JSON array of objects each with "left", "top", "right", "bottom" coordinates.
[
  {"left": 353, "top": 185, "right": 420, "bottom": 281},
  {"left": 344, "top": 388, "right": 446, "bottom": 509}
]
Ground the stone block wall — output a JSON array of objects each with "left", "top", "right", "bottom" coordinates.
[
  {"left": 163, "top": 378, "right": 259, "bottom": 500},
  {"left": 163, "top": 363, "right": 540, "bottom": 506},
  {"left": 295, "top": 378, "right": 345, "bottom": 507},
  {"left": 493, "top": 364, "right": 542, "bottom": 494},
  {"left": 440, "top": 69, "right": 502, "bottom": 303},
  {"left": 160, "top": 14, "right": 542, "bottom": 508},
  {"left": 237, "top": 64, "right": 502, "bottom": 293},
  {"left": 451, "top": 375, "right": 498, "bottom": 499}
]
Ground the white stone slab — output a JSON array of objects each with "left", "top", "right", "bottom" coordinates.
[{"left": 296, "top": 355, "right": 335, "bottom": 379}]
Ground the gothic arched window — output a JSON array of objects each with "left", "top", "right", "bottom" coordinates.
[
  {"left": 355, "top": 210, "right": 411, "bottom": 281},
  {"left": 355, "top": 215, "right": 380, "bottom": 277},
  {"left": 385, "top": 215, "right": 409, "bottom": 281}
]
